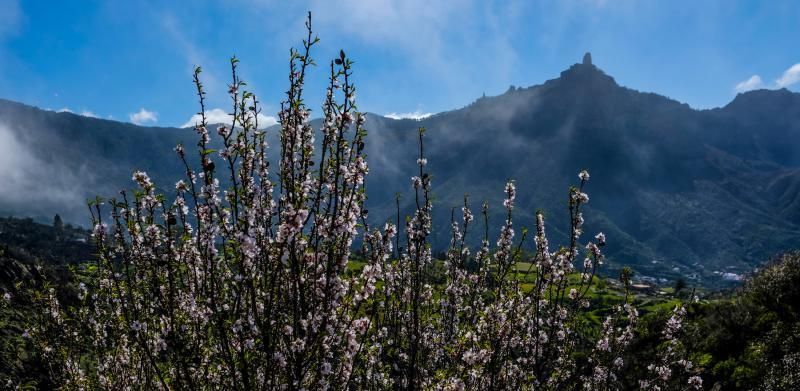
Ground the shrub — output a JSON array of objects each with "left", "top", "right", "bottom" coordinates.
[{"left": 683, "top": 252, "right": 800, "bottom": 390}]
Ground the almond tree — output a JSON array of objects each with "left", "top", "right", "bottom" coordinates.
[{"left": 25, "top": 13, "right": 702, "bottom": 391}]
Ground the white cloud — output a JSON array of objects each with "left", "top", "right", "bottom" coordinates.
[
  {"left": 80, "top": 110, "right": 98, "bottom": 118},
  {"left": 57, "top": 107, "right": 73, "bottom": 113},
  {"left": 130, "top": 108, "right": 158, "bottom": 125},
  {"left": 776, "top": 63, "right": 800, "bottom": 88},
  {"left": 180, "top": 108, "right": 278, "bottom": 129},
  {"left": 384, "top": 110, "right": 434, "bottom": 120},
  {"left": 734, "top": 75, "right": 763, "bottom": 93}
]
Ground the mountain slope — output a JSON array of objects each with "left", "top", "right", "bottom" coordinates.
[
  {"left": 358, "top": 59, "right": 800, "bottom": 286},
  {"left": 1, "top": 57, "right": 799, "bottom": 286}
]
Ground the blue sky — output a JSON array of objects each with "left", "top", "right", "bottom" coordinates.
[{"left": 0, "top": 0, "right": 798, "bottom": 127}]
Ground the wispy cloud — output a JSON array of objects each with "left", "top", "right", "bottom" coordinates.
[
  {"left": 734, "top": 75, "right": 763, "bottom": 93},
  {"left": 0, "top": 0, "right": 21, "bottom": 41},
  {"left": 56, "top": 107, "right": 73, "bottom": 113},
  {"left": 384, "top": 110, "right": 434, "bottom": 120},
  {"left": 130, "top": 108, "right": 158, "bottom": 125},
  {"left": 307, "top": 0, "right": 460, "bottom": 87},
  {"left": 80, "top": 110, "right": 98, "bottom": 118},
  {"left": 181, "top": 108, "right": 278, "bottom": 129},
  {"left": 306, "top": 0, "right": 520, "bottom": 99},
  {"left": 776, "top": 63, "right": 800, "bottom": 88},
  {"left": 159, "top": 12, "right": 223, "bottom": 97}
]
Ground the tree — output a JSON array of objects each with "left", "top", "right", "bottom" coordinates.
[
  {"left": 24, "top": 13, "right": 702, "bottom": 390},
  {"left": 52, "top": 214, "right": 63, "bottom": 231},
  {"left": 675, "top": 278, "right": 687, "bottom": 297}
]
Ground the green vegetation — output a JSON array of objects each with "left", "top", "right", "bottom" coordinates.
[
  {"left": 681, "top": 252, "right": 800, "bottom": 389},
  {"left": 0, "top": 216, "right": 92, "bottom": 388},
  {"left": 1, "top": 216, "right": 799, "bottom": 388}
]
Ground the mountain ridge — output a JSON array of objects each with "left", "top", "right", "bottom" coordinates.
[{"left": 1, "top": 58, "right": 799, "bottom": 287}]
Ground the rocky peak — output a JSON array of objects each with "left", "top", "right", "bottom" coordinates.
[{"left": 582, "top": 52, "right": 592, "bottom": 66}]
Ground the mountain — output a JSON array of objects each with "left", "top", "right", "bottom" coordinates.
[{"left": 1, "top": 55, "right": 799, "bottom": 286}]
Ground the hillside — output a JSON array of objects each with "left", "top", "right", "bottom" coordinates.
[
  {"left": 0, "top": 216, "right": 91, "bottom": 290},
  {"left": 0, "top": 217, "right": 92, "bottom": 387}
]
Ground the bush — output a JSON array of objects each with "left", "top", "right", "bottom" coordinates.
[{"left": 671, "top": 252, "right": 800, "bottom": 390}]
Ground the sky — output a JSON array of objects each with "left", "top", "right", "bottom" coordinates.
[{"left": 0, "top": 0, "right": 799, "bottom": 127}]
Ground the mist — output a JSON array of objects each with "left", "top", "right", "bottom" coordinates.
[{"left": 0, "top": 122, "right": 94, "bottom": 224}]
